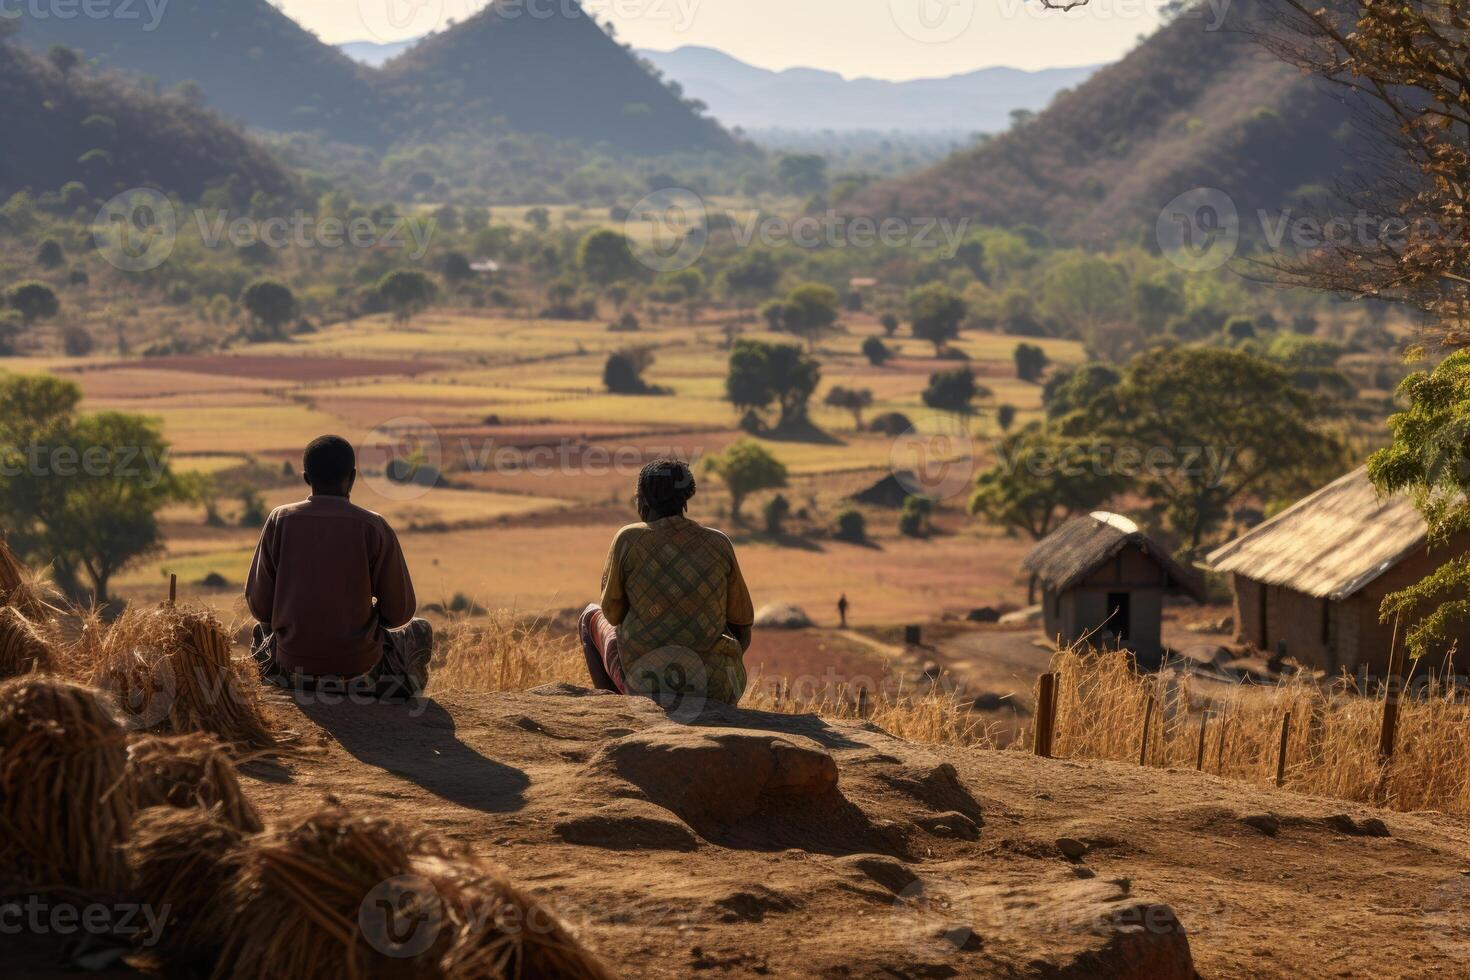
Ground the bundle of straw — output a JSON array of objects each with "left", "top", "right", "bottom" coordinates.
[
  {"left": 0, "top": 535, "right": 54, "bottom": 623},
  {"left": 0, "top": 676, "right": 132, "bottom": 895},
  {"left": 126, "top": 733, "right": 264, "bottom": 833},
  {"left": 92, "top": 603, "right": 280, "bottom": 750},
  {"left": 214, "top": 803, "right": 614, "bottom": 980},
  {"left": 431, "top": 862, "right": 615, "bottom": 980},
  {"left": 0, "top": 605, "right": 56, "bottom": 678},
  {"left": 214, "top": 802, "right": 454, "bottom": 980},
  {"left": 126, "top": 805, "right": 248, "bottom": 967}
]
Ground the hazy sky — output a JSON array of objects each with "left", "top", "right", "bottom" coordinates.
[{"left": 276, "top": 0, "right": 1168, "bottom": 79}]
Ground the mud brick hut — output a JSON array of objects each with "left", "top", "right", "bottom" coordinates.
[
  {"left": 1205, "top": 466, "right": 1470, "bottom": 675},
  {"left": 1024, "top": 512, "right": 1204, "bottom": 664}
]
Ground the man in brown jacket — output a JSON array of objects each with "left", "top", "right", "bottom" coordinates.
[{"left": 246, "top": 435, "right": 433, "bottom": 697}]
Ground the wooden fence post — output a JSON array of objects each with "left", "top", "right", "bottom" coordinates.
[
  {"left": 1379, "top": 615, "right": 1405, "bottom": 762},
  {"left": 1034, "top": 672, "right": 1057, "bottom": 758},
  {"left": 168, "top": 573, "right": 177, "bottom": 605},
  {"left": 1195, "top": 710, "right": 1210, "bottom": 771},
  {"left": 1215, "top": 713, "right": 1229, "bottom": 775},
  {"left": 1139, "top": 694, "right": 1155, "bottom": 768},
  {"left": 1276, "top": 712, "right": 1292, "bottom": 788}
]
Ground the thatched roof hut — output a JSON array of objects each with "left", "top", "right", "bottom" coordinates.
[
  {"left": 1024, "top": 513, "right": 1203, "bottom": 663},
  {"left": 1205, "top": 466, "right": 1464, "bottom": 673},
  {"left": 1205, "top": 466, "right": 1425, "bottom": 601}
]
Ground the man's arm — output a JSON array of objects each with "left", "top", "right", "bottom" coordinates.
[
  {"left": 372, "top": 521, "right": 417, "bottom": 629},
  {"left": 244, "top": 515, "right": 277, "bottom": 626}
]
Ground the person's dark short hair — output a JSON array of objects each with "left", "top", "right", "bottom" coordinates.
[
  {"left": 303, "top": 435, "right": 356, "bottom": 490},
  {"left": 636, "top": 458, "right": 696, "bottom": 521}
]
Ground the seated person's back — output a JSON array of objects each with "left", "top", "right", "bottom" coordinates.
[
  {"left": 246, "top": 435, "right": 430, "bottom": 690},
  {"left": 580, "top": 458, "right": 754, "bottom": 705}
]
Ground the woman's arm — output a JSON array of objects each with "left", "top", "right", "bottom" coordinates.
[{"left": 730, "top": 623, "right": 753, "bottom": 653}]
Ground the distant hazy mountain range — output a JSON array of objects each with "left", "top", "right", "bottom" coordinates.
[
  {"left": 634, "top": 46, "right": 1099, "bottom": 133},
  {"left": 337, "top": 39, "right": 1097, "bottom": 133}
]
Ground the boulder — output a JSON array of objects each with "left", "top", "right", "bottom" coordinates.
[{"left": 754, "top": 603, "right": 813, "bottom": 629}]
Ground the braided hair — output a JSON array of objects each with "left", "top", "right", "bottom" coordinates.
[{"left": 635, "top": 457, "right": 696, "bottom": 522}]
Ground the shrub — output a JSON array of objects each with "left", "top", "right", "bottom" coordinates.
[
  {"left": 763, "top": 494, "right": 791, "bottom": 536},
  {"left": 834, "top": 507, "right": 866, "bottom": 544},
  {"left": 898, "top": 496, "right": 933, "bottom": 537}
]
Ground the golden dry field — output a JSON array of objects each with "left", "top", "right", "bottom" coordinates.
[{"left": 2, "top": 311, "right": 1085, "bottom": 623}]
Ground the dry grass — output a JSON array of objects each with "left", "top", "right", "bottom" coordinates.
[
  {"left": 216, "top": 802, "right": 613, "bottom": 980},
  {"left": 429, "top": 610, "right": 587, "bottom": 694},
  {"left": 126, "top": 805, "right": 249, "bottom": 966},
  {"left": 0, "top": 675, "right": 133, "bottom": 896},
  {"left": 82, "top": 602, "right": 284, "bottom": 750},
  {"left": 126, "top": 733, "right": 264, "bottom": 832},
  {"left": 0, "top": 605, "right": 56, "bottom": 678},
  {"left": 1042, "top": 648, "right": 1470, "bottom": 816}
]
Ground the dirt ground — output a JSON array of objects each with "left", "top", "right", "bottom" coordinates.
[{"left": 39, "top": 685, "right": 1455, "bottom": 978}]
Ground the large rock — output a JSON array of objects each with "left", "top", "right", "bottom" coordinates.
[
  {"left": 584, "top": 726, "right": 907, "bottom": 856},
  {"left": 753, "top": 603, "right": 813, "bottom": 629}
]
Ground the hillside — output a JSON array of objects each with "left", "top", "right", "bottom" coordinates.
[
  {"left": 378, "top": 2, "right": 732, "bottom": 153},
  {"left": 9, "top": 0, "right": 387, "bottom": 144},
  {"left": 0, "top": 41, "right": 296, "bottom": 202},
  {"left": 22, "top": 683, "right": 1463, "bottom": 978},
  {"left": 638, "top": 46, "right": 1099, "bottom": 133},
  {"left": 848, "top": 0, "right": 1381, "bottom": 245}
]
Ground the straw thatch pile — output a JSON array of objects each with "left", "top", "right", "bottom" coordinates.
[
  {"left": 212, "top": 802, "right": 614, "bottom": 980},
  {"left": 126, "top": 733, "right": 264, "bottom": 833},
  {"left": 91, "top": 603, "right": 281, "bottom": 749},
  {"left": 0, "top": 675, "right": 132, "bottom": 895},
  {"left": 125, "top": 805, "right": 248, "bottom": 966},
  {"left": 0, "top": 605, "right": 56, "bottom": 678},
  {"left": 0, "top": 535, "right": 56, "bottom": 623}
]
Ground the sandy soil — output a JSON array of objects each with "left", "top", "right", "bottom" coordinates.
[{"left": 117, "top": 685, "right": 1470, "bottom": 978}]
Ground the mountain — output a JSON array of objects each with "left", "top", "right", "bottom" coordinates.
[
  {"left": 10, "top": 0, "right": 386, "bottom": 145},
  {"left": 0, "top": 40, "right": 296, "bottom": 202},
  {"left": 378, "top": 3, "right": 731, "bottom": 153},
  {"left": 636, "top": 46, "right": 1100, "bottom": 133},
  {"left": 847, "top": 0, "right": 1383, "bottom": 245},
  {"left": 338, "top": 39, "right": 420, "bottom": 67}
]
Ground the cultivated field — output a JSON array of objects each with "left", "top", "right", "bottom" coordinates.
[{"left": 5, "top": 311, "right": 1084, "bottom": 625}]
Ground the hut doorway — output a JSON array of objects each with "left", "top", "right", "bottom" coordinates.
[{"left": 1107, "top": 592, "right": 1131, "bottom": 644}]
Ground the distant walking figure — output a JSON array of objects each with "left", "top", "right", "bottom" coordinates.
[
  {"left": 580, "top": 459, "right": 755, "bottom": 707},
  {"left": 245, "top": 435, "right": 433, "bottom": 698},
  {"left": 838, "top": 593, "right": 849, "bottom": 629}
]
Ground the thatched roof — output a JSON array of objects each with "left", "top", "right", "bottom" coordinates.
[
  {"left": 1205, "top": 466, "right": 1426, "bottom": 601},
  {"left": 1023, "top": 512, "right": 1205, "bottom": 600}
]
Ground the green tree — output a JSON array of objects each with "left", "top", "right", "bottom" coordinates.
[
  {"left": 241, "top": 280, "right": 296, "bottom": 339},
  {"left": 898, "top": 496, "right": 933, "bottom": 538},
  {"left": 578, "top": 229, "right": 643, "bottom": 286},
  {"left": 880, "top": 313, "right": 900, "bottom": 337},
  {"left": 834, "top": 507, "right": 866, "bottom": 544},
  {"left": 722, "top": 250, "right": 780, "bottom": 306},
  {"left": 971, "top": 423, "right": 1124, "bottom": 601},
  {"left": 48, "top": 45, "right": 80, "bottom": 75},
  {"left": 922, "top": 368, "right": 988, "bottom": 417},
  {"left": 603, "top": 348, "right": 654, "bottom": 394},
  {"left": 7, "top": 281, "right": 59, "bottom": 327},
  {"left": 763, "top": 493, "right": 791, "bottom": 536},
  {"left": 378, "top": 270, "right": 437, "bottom": 324},
  {"left": 782, "top": 283, "right": 839, "bottom": 350},
  {"left": 862, "top": 336, "right": 892, "bottom": 366},
  {"left": 1040, "top": 255, "right": 1130, "bottom": 341},
  {"left": 36, "top": 239, "right": 64, "bottom": 269},
  {"left": 775, "top": 153, "right": 828, "bottom": 195},
  {"left": 524, "top": 207, "right": 552, "bottom": 232},
  {"left": 724, "top": 340, "right": 821, "bottom": 430},
  {"left": 824, "top": 386, "right": 873, "bottom": 430},
  {"left": 704, "top": 440, "right": 788, "bottom": 523},
  {"left": 1368, "top": 350, "right": 1470, "bottom": 658},
  {"left": 1042, "top": 363, "right": 1121, "bottom": 419},
  {"left": 1082, "top": 346, "right": 1344, "bottom": 555},
  {"left": 1014, "top": 342, "right": 1049, "bottom": 382},
  {"left": 997, "top": 404, "right": 1017, "bottom": 432},
  {"left": 907, "top": 282, "right": 968, "bottom": 354},
  {"left": 0, "top": 375, "right": 191, "bottom": 604}
]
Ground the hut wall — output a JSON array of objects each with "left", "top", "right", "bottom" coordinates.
[{"left": 1354, "top": 540, "right": 1470, "bottom": 675}]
